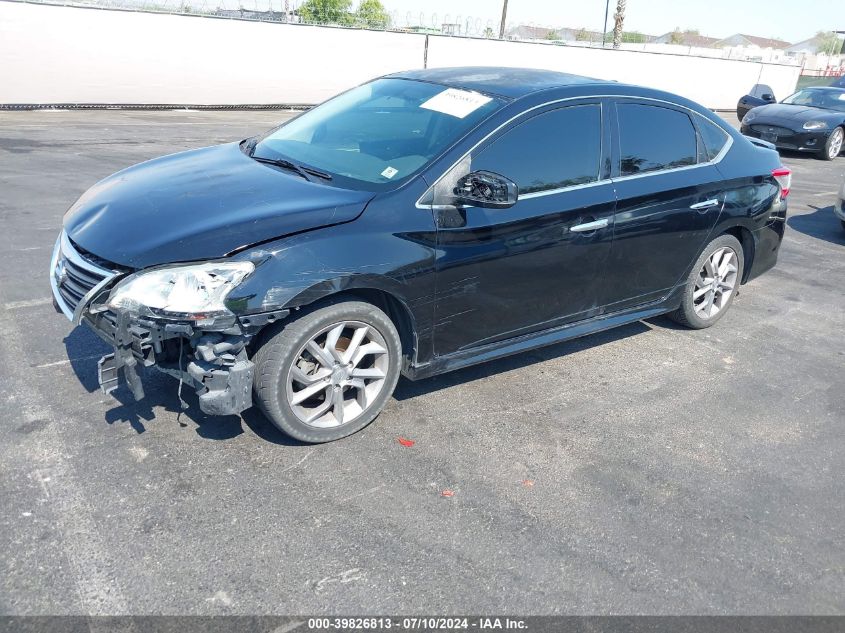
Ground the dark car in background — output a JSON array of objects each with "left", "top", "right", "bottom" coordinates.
[
  {"left": 736, "top": 83, "right": 778, "bottom": 121},
  {"left": 740, "top": 87, "right": 845, "bottom": 160},
  {"left": 51, "top": 67, "right": 791, "bottom": 443}
]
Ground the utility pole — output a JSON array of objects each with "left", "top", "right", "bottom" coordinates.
[
  {"left": 499, "top": 0, "right": 508, "bottom": 39},
  {"left": 602, "top": 0, "right": 610, "bottom": 47}
]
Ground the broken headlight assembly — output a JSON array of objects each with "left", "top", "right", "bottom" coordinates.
[{"left": 107, "top": 261, "right": 254, "bottom": 326}]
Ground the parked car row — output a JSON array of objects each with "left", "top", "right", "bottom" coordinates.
[
  {"left": 738, "top": 86, "right": 845, "bottom": 161},
  {"left": 737, "top": 80, "right": 845, "bottom": 231}
]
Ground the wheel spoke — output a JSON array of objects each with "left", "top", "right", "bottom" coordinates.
[
  {"left": 704, "top": 289, "right": 716, "bottom": 316},
  {"left": 693, "top": 285, "right": 710, "bottom": 300},
  {"left": 348, "top": 378, "right": 369, "bottom": 409},
  {"left": 291, "top": 380, "right": 330, "bottom": 405},
  {"left": 350, "top": 341, "right": 387, "bottom": 368},
  {"left": 718, "top": 252, "right": 734, "bottom": 277},
  {"left": 306, "top": 340, "right": 334, "bottom": 369},
  {"left": 325, "top": 322, "right": 346, "bottom": 362},
  {"left": 332, "top": 388, "right": 345, "bottom": 424},
  {"left": 704, "top": 257, "right": 716, "bottom": 277},
  {"left": 342, "top": 325, "right": 369, "bottom": 364},
  {"left": 291, "top": 365, "right": 329, "bottom": 385},
  {"left": 351, "top": 367, "right": 385, "bottom": 380}
]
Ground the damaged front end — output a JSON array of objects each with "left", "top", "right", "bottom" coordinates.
[
  {"left": 51, "top": 231, "right": 285, "bottom": 416},
  {"left": 88, "top": 308, "right": 259, "bottom": 416}
]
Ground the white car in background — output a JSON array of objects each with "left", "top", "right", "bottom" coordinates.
[{"left": 837, "top": 173, "right": 845, "bottom": 231}]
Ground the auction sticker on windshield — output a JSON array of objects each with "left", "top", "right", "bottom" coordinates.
[{"left": 420, "top": 88, "right": 493, "bottom": 118}]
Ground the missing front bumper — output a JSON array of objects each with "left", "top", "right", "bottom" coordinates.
[{"left": 88, "top": 307, "right": 256, "bottom": 417}]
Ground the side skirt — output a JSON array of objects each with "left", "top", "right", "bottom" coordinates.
[{"left": 403, "top": 285, "right": 685, "bottom": 381}]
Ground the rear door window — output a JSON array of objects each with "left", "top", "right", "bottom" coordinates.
[{"left": 616, "top": 103, "right": 698, "bottom": 176}]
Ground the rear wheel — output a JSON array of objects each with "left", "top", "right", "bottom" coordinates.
[
  {"left": 821, "top": 126, "right": 844, "bottom": 161},
  {"left": 252, "top": 299, "right": 402, "bottom": 443},
  {"left": 669, "top": 235, "right": 744, "bottom": 330}
]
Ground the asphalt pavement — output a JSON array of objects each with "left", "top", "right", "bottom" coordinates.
[{"left": 0, "top": 109, "right": 843, "bottom": 615}]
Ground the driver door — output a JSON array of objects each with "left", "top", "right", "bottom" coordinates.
[{"left": 429, "top": 102, "right": 616, "bottom": 357}]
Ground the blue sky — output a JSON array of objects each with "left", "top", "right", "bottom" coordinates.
[{"left": 375, "top": 0, "right": 843, "bottom": 43}]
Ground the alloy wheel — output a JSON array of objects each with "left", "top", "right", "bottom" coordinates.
[
  {"left": 829, "top": 128, "right": 844, "bottom": 159},
  {"left": 693, "top": 247, "right": 739, "bottom": 319},
  {"left": 286, "top": 321, "right": 389, "bottom": 428}
]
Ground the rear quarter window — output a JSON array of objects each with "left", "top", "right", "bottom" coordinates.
[{"left": 696, "top": 117, "right": 731, "bottom": 161}]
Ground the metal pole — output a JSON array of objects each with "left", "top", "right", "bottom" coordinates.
[
  {"left": 602, "top": 0, "right": 609, "bottom": 47},
  {"left": 498, "top": 0, "right": 508, "bottom": 39}
]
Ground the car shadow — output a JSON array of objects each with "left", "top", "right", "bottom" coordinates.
[
  {"left": 63, "top": 326, "right": 302, "bottom": 446},
  {"left": 787, "top": 204, "right": 845, "bottom": 246},
  {"left": 393, "top": 320, "right": 651, "bottom": 401},
  {"left": 64, "top": 316, "right": 656, "bottom": 443}
]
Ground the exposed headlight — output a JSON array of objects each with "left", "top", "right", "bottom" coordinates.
[
  {"left": 803, "top": 120, "right": 828, "bottom": 130},
  {"left": 108, "top": 261, "right": 254, "bottom": 322},
  {"left": 742, "top": 109, "right": 758, "bottom": 124}
]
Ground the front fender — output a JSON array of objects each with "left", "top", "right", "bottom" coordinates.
[{"left": 225, "top": 189, "right": 438, "bottom": 364}]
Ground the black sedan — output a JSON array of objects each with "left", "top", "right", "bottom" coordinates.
[
  {"left": 50, "top": 67, "right": 791, "bottom": 443},
  {"left": 740, "top": 87, "right": 845, "bottom": 160}
]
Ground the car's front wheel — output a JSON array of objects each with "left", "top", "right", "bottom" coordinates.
[
  {"left": 821, "top": 126, "right": 844, "bottom": 161},
  {"left": 252, "top": 299, "right": 402, "bottom": 443},
  {"left": 669, "top": 234, "right": 744, "bottom": 330}
]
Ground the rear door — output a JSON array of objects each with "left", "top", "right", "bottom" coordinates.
[{"left": 601, "top": 100, "right": 729, "bottom": 312}]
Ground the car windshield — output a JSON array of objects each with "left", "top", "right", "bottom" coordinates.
[
  {"left": 781, "top": 88, "right": 845, "bottom": 112},
  {"left": 252, "top": 78, "right": 505, "bottom": 191}
]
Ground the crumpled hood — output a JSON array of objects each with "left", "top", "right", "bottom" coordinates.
[
  {"left": 64, "top": 142, "right": 373, "bottom": 269},
  {"left": 749, "top": 103, "right": 845, "bottom": 126}
]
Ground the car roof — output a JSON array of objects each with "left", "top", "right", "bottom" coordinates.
[
  {"left": 386, "top": 66, "right": 607, "bottom": 98},
  {"left": 799, "top": 86, "right": 845, "bottom": 93}
]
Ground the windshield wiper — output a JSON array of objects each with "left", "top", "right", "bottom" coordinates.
[
  {"left": 252, "top": 155, "right": 316, "bottom": 182},
  {"left": 248, "top": 144, "right": 333, "bottom": 182}
]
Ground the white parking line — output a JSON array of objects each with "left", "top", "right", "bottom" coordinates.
[
  {"left": 0, "top": 302, "right": 130, "bottom": 616},
  {"left": 35, "top": 355, "right": 102, "bottom": 369},
  {"left": 4, "top": 297, "right": 52, "bottom": 310}
]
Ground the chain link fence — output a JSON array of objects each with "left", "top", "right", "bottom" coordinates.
[
  {"left": 11, "top": 0, "right": 826, "bottom": 67},
  {"left": 18, "top": 0, "right": 508, "bottom": 37}
]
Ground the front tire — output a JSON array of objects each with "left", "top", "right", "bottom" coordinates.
[
  {"left": 821, "top": 126, "right": 844, "bottom": 161},
  {"left": 252, "top": 299, "right": 402, "bottom": 443},
  {"left": 669, "top": 235, "right": 744, "bottom": 330}
]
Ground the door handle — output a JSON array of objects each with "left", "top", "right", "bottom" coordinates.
[
  {"left": 570, "top": 218, "right": 609, "bottom": 233},
  {"left": 690, "top": 199, "right": 721, "bottom": 211}
]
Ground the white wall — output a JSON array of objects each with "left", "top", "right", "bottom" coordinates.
[
  {"left": 0, "top": 2, "right": 426, "bottom": 105},
  {"left": 426, "top": 37, "right": 800, "bottom": 109},
  {"left": 0, "top": 1, "right": 800, "bottom": 110}
]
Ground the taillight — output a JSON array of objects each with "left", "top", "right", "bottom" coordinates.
[{"left": 772, "top": 167, "right": 791, "bottom": 198}]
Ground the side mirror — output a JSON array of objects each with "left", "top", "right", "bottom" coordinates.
[
  {"left": 453, "top": 171, "right": 518, "bottom": 209},
  {"left": 762, "top": 93, "right": 775, "bottom": 102}
]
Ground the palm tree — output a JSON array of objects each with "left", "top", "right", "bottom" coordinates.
[{"left": 612, "top": 0, "right": 626, "bottom": 49}]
